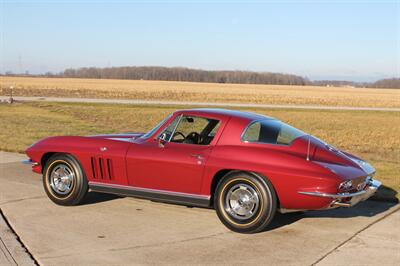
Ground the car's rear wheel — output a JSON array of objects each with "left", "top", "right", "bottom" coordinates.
[
  {"left": 43, "top": 154, "right": 88, "bottom": 206},
  {"left": 214, "top": 171, "right": 277, "bottom": 233}
]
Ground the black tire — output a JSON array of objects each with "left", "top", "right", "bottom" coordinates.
[
  {"left": 43, "top": 153, "right": 88, "bottom": 206},
  {"left": 214, "top": 171, "right": 277, "bottom": 233}
]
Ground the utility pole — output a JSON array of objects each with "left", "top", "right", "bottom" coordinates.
[
  {"left": 18, "top": 55, "right": 22, "bottom": 74},
  {"left": 8, "top": 86, "right": 14, "bottom": 104}
]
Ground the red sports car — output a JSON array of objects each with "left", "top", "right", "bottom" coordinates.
[{"left": 24, "top": 108, "right": 380, "bottom": 233}]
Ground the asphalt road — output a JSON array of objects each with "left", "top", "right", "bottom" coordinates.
[
  {"left": 0, "top": 151, "right": 399, "bottom": 265},
  {"left": 1, "top": 96, "right": 400, "bottom": 112}
]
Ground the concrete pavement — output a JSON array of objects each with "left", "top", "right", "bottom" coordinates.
[
  {"left": 0, "top": 151, "right": 399, "bottom": 265},
  {"left": 0, "top": 152, "right": 35, "bottom": 266},
  {"left": 317, "top": 210, "right": 400, "bottom": 265},
  {"left": 0, "top": 212, "right": 35, "bottom": 266},
  {"left": 1, "top": 96, "right": 400, "bottom": 112}
]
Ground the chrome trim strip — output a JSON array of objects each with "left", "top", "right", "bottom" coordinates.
[
  {"left": 299, "top": 190, "right": 367, "bottom": 198},
  {"left": 89, "top": 182, "right": 210, "bottom": 199},
  {"left": 298, "top": 179, "right": 381, "bottom": 199},
  {"left": 106, "top": 138, "right": 134, "bottom": 142},
  {"left": 89, "top": 182, "right": 211, "bottom": 207}
]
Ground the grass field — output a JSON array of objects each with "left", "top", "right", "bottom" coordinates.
[
  {"left": 1, "top": 76, "right": 400, "bottom": 108},
  {"left": 0, "top": 101, "right": 398, "bottom": 201}
]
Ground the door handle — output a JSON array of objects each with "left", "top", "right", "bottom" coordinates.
[{"left": 190, "top": 154, "right": 204, "bottom": 160}]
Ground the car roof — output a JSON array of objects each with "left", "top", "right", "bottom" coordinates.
[{"left": 177, "top": 108, "right": 275, "bottom": 121}]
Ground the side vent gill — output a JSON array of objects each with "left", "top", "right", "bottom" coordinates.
[
  {"left": 91, "top": 157, "right": 113, "bottom": 180},
  {"left": 106, "top": 159, "right": 113, "bottom": 180},
  {"left": 91, "top": 157, "right": 97, "bottom": 179}
]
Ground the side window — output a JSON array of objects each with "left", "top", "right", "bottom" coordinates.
[
  {"left": 242, "top": 120, "right": 305, "bottom": 145},
  {"left": 175, "top": 116, "right": 209, "bottom": 137},
  {"left": 208, "top": 121, "right": 221, "bottom": 137},
  {"left": 165, "top": 115, "right": 221, "bottom": 145},
  {"left": 242, "top": 122, "right": 260, "bottom": 142}
]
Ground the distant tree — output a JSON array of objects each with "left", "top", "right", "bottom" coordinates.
[
  {"left": 369, "top": 78, "right": 400, "bottom": 89},
  {"left": 44, "top": 71, "right": 55, "bottom": 77},
  {"left": 313, "top": 80, "right": 358, "bottom": 87},
  {"left": 313, "top": 78, "right": 400, "bottom": 89}
]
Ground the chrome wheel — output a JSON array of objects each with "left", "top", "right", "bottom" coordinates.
[
  {"left": 49, "top": 163, "right": 74, "bottom": 195},
  {"left": 224, "top": 183, "right": 259, "bottom": 220}
]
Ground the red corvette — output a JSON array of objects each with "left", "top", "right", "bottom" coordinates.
[{"left": 25, "top": 108, "right": 380, "bottom": 233}]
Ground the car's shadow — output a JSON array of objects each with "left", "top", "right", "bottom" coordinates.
[
  {"left": 82, "top": 191, "right": 122, "bottom": 205},
  {"left": 267, "top": 199, "right": 398, "bottom": 232},
  {"left": 266, "top": 185, "right": 399, "bottom": 231},
  {"left": 81, "top": 188, "right": 398, "bottom": 233}
]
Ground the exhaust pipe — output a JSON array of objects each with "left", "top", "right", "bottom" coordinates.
[{"left": 332, "top": 201, "right": 351, "bottom": 208}]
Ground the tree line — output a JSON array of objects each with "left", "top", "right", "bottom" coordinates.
[
  {"left": 60, "top": 66, "right": 311, "bottom": 86},
  {"left": 2, "top": 66, "right": 399, "bottom": 88},
  {"left": 313, "top": 78, "right": 400, "bottom": 89}
]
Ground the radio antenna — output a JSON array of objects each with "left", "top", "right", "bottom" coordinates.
[{"left": 306, "top": 135, "right": 311, "bottom": 161}]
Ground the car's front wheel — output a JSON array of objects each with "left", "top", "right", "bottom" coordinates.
[
  {"left": 214, "top": 172, "right": 277, "bottom": 233},
  {"left": 43, "top": 153, "right": 88, "bottom": 206}
]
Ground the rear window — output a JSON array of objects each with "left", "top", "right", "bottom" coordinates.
[{"left": 242, "top": 120, "right": 305, "bottom": 145}]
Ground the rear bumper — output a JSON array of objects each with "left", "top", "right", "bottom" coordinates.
[{"left": 299, "top": 179, "right": 381, "bottom": 208}]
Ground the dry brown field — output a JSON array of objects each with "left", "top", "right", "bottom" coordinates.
[{"left": 1, "top": 76, "right": 399, "bottom": 108}]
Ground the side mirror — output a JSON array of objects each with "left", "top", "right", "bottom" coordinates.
[{"left": 158, "top": 132, "right": 168, "bottom": 148}]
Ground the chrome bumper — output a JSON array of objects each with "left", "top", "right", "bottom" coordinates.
[
  {"left": 299, "top": 179, "right": 381, "bottom": 208},
  {"left": 21, "top": 159, "right": 39, "bottom": 166}
]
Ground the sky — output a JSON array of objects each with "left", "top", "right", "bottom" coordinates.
[{"left": 1, "top": 0, "right": 399, "bottom": 82}]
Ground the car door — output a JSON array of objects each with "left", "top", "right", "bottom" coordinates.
[{"left": 125, "top": 114, "right": 222, "bottom": 194}]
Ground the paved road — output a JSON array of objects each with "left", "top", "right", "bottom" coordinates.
[
  {"left": 0, "top": 151, "right": 399, "bottom": 265},
  {"left": 1, "top": 96, "right": 400, "bottom": 112}
]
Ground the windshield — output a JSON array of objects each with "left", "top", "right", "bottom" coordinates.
[
  {"left": 140, "top": 114, "right": 172, "bottom": 139},
  {"left": 242, "top": 119, "right": 305, "bottom": 145}
]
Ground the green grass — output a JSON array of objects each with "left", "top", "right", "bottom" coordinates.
[{"left": 0, "top": 101, "right": 398, "bottom": 201}]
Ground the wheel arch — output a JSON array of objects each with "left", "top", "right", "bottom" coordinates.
[
  {"left": 209, "top": 169, "right": 280, "bottom": 209},
  {"left": 41, "top": 152, "right": 81, "bottom": 173},
  {"left": 41, "top": 152, "right": 58, "bottom": 172}
]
